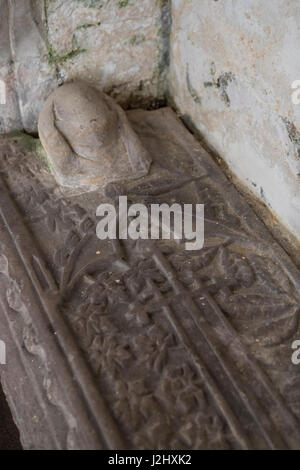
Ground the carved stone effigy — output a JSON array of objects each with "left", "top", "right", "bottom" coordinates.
[
  {"left": 0, "top": 107, "right": 300, "bottom": 449},
  {"left": 38, "top": 82, "right": 152, "bottom": 190}
]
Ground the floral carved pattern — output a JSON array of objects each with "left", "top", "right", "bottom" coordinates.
[{"left": 0, "top": 108, "right": 299, "bottom": 449}]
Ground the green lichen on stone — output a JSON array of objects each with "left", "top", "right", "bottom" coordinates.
[
  {"left": 48, "top": 45, "right": 87, "bottom": 67},
  {"left": 44, "top": 1, "right": 86, "bottom": 81},
  {"left": 153, "top": 0, "right": 171, "bottom": 99},
  {"left": 118, "top": 0, "right": 129, "bottom": 7},
  {"left": 5, "top": 132, "right": 55, "bottom": 174},
  {"left": 156, "top": 0, "right": 169, "bottom": 6},
  {"left": 76, "top": 22, "right": 101, "bottom": 30},
  {"left": 74, "top": 0, "right": 103, "bottom": 8},
  {"left": 129, "top": 34, "right": 146, "bottom": 46},
  {"left": 72, "top": 22, "right": 101, "bottom": 49},
  {"left": 35, "top": 142, "right": 55, "bottom": 174}
]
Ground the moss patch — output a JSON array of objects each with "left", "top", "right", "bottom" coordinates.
[
  {"left": 156, "top": 0, "right": 169, "bottom": 6},
  {"left": 153, "top": 0, "right": 171, "bottom": 99},
  {"left": 129, "top": 34, "right": 146, "bottom": 46},
  {"left": 44, "top": 0, "right": 87, "bottom": 77},
  {"left": 6, "top": 132, "right": 55, "bottom": 174},
  {"left": 118, "top": 0, "right": 129, "bottom": 8},
  {"left": 48, "top": 45, "right": 87, "bottom": 67},
  {"left": 76, "top": 22, "right": 101, "bottom": 30},
  {"left": 74, "top": 0, "right": 103, "bottom": 8}
]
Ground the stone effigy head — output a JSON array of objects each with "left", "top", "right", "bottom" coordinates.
[{"left": 38, "top": 81, "right": 152, "bottom": 191}]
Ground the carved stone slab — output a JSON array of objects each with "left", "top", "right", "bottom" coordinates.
[{"left": 0, "top": 108, "right": 299, "bottom": 449}]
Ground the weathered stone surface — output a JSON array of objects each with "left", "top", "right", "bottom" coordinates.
[
  {"left": 45, "top": 0, "right": 167, "bottom": 108},
  {"left": 0, "top": 0, "right": 23, "bottom": 133},
  {"left": 169, "top": 0, "right": 300, "bottom": 241},
  {"left": 0, "top": 0, "right": 169, "bottom": 134},
  {"left": 0, "top": 108, "right": 300, "bottom": 449},
  {"left": 38, "top": 81, "right": 152, "bottom": 190},
  {"left": 10, "top": 0, "right": 58, "bottom": 133},
  {"left": 0, "top": 0, "right": 58, "bottom": 134}
]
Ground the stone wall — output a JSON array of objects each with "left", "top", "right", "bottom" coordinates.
[
  {"left": 0, "top": 0, "right": 169, "bottom": 134},
  {"left": 1, "top": 0, "right": 299, "bottom": 241},
  {"left": 169, "top": 0, "right": 300, "bottom": 240}
]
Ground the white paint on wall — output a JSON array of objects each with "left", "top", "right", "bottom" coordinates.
[{"left": 169, "top": 0, "right": 300, "bottom": 240}]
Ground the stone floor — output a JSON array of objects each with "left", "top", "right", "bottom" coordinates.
[{"left": 0, "top": 108, "right": 299, "bottom": 449}]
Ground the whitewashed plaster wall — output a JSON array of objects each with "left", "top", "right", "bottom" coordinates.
[{"left": 169, "top": 0, "right": 300, "bottom": 240}]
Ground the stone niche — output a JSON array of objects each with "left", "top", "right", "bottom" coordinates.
[{"left": 0, "top": 0, "right": 168, "bottom": 134}]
